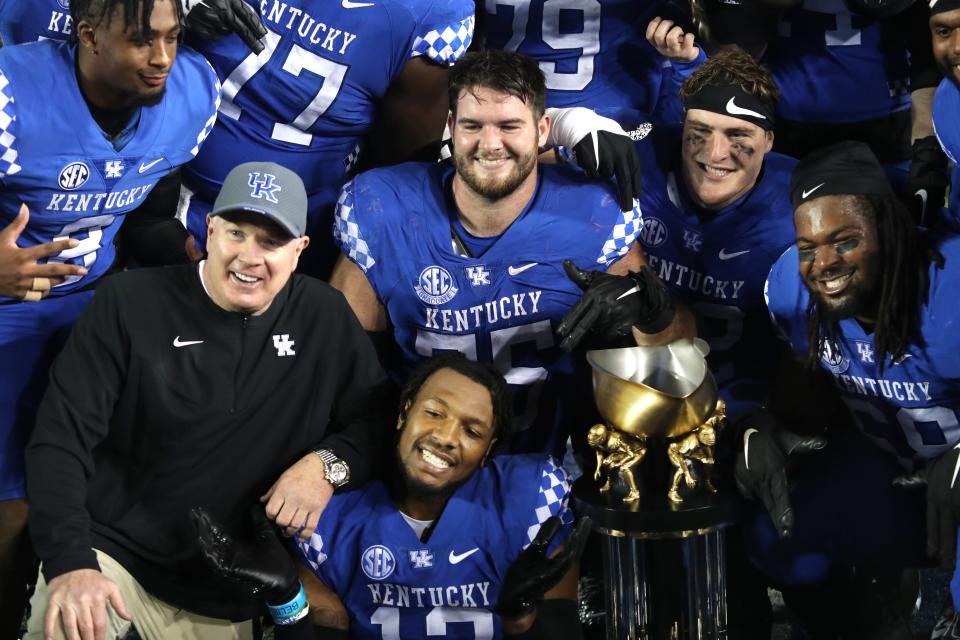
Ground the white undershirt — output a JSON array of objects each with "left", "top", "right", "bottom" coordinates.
[{"left": 400, "top": 511, "right": 435, "bottom": 541}]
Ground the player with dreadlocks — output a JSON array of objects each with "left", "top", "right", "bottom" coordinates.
[
  {"left": 738, "top": 140, "right": 960, "bottom": 637},
  {"left": 0, "top": 0, "right": 223, "bottom": 635},
  {"left": 800, "top": 193, "right": 934, "bottom": 377}
]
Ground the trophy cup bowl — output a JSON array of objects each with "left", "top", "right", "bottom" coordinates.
[{"left": 587, "top": 338, "right": 718, "bottom": 439}]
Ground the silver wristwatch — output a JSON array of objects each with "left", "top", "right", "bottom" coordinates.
[{"left": 314, "top": 449, "right": 350, "bottom": 488}]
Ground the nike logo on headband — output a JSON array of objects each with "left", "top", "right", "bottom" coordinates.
[{"left": 725, "top": 97, "right": 766, "bottom": 120}]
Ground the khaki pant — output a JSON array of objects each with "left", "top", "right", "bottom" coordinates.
[{"left": 25, "top": 549, "right": 254, "bottom": 640}]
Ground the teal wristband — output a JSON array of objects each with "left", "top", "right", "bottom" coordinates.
[{"left": 268, "top": 582, "right": 309, "bottom": 626}]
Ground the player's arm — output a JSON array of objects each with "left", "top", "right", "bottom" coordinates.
[
  {"left": 194, "top": 507, "right": 351, "bottom": 639},
  {"left": 557, "top": 244, "right": 696, "bottom": 351},
  {"left": 497, "top": 516, "right": 590, "bottom": 639},
  {"left": 361, "top": 57, "right": 452, "bottom": 168},
  {"left": 25, "top": 279, "right": 134, "bottom": 639},
  {"left": 118, "top": 170, "right": 197, "bottom": 266},
  {"left": 901, "top": 0, "right": 950, "bottom": 224},
  {"left": 298, "top": 564, "right": 350, "bottom": 634},
  {"left": 329, "top": 254, "right": 389, "bottom": 332}
]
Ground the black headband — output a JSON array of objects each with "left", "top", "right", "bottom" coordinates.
[
  {"left": 683, "top": 83, "right": 776, "bottom": 131},
  {"left": 790, "top": 140, "right": 894, "bottom": 208},
  {"left": 930, "top": 0, "right": 960, "bottom": 15}
]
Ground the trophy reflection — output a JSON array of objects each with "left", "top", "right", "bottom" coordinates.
[{"left": 586, "top": 338, "right": 725, "bottom": 505}]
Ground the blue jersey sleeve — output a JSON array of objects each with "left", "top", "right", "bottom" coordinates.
[
  {"left": 170, "top": 50, "right": 222, "bottom": 164},
  {"left": 294, "top": 490, "right": 365, "bottom": 592},
  {"left": 597, "top": 201, "right": 644, "bottom": 268},
  {"left": 0, "top": 69, "right": 20, "bottom": 182},
  {"left": 522, "top": 456, "right": 574, "bottom": 555},
  {"left": 934, "top": 79, "right": 960, "bottom": 165},
  {"left": 409, "top": 0, "right": 475, "bottom": 66},
  {"left": 763, "top": 246, "right": 810, "bottom": 356},
  {"left": 333, "top": 176, "right": 381, "bottom": 276}
]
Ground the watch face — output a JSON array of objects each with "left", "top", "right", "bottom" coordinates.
[{"left": 328, "top": 463, "right": 348, "bottom": 484}]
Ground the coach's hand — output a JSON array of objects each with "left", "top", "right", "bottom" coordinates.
[
  {"left": 184, "top": 0, "right": 268, "bottom": 54},
  {"left": 192, "top": 506, "right": 300, "bottom": 604},
  {"left": 894, "top": 443, "right": 960, "bottom": 566},
  {"left": 261, "top": 452, "right": 333, "bottom": 541},
  {"left": 645, "top": 16, "right": 700, "bottom": 62},
  {"left": 546, "top": 107, "right": 642, "bottom": 211},
  {"left": 908, "top": 136, "right": 949, "bottom": 227},
  {"left": 44, "top": 569, "right": 132, "bottom": 640},
  {"left": 495, "top": 516, "right": 591, "bottom": 621},
  {"left": 558, "top": 262, "right": 674, "bottom": 351},
  {"left": 0, "top": 204, "right": 87, "bottom": 301},
  {"left": 734, "top": 408, "right": 827, "bottom": 538}
]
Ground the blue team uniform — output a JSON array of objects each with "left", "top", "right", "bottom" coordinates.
[
  {"left": 634, "top": 129, "right": 797, "bottom": 418},
  {"left": 933, "top": 78, "right": 960, "bottom": 228},
  {"left": 182, "top": 0, "right": 473, "bottom": 265},
  {"left": 0, "top": 0, "right": 73, "bottom": 45},
  {"left": 748, "top": 235, "right": 960, "bottom": 591},
  {"left": 766, "top": 236, "right": 960, "bottom": 465},
  {"left": 295, "top": 455, "right": 574, "bottom": 639},
  {"left": 334, "top": 162, "right": 642, "bottom": 456},
  {"left": 0, "top": 40, "right": 220, "bottom": 499},
  {"left": 763, "top": 0, "right": 911, "bottom": 125},
  {"left": 481, "top": 0, "right": 686, "bottom": 128}
]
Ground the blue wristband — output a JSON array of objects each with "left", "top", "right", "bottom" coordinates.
[{"left": 268, "top": 582, "right": 309, "bottom": 626}]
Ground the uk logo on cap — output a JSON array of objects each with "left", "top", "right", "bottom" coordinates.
[{"left": 248, "top": 172, "right": 282, "bottom": 204}]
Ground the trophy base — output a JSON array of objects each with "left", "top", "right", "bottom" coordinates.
[{"left": 574, "top": 477, "right": 737, "bottom": 640}]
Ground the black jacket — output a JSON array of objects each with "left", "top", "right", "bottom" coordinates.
[{"left": 26, "top": 263, "right": 392, "bottom": 620}]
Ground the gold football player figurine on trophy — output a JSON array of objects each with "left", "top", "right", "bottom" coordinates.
[{"left": 586, "top": 338, "right": 725, "bottom": 505}]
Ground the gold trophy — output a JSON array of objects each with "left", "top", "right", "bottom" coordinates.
[{"left": 586, "top": 338, "right": 725, "bottom": 505}]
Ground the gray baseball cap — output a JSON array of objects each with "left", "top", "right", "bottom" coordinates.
[{"left": 210, "top": 162, "right": 307, "bottom": 238}]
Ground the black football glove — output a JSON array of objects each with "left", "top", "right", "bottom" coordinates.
[
  {"left": 893, "top": 443, "right": 960, "bottom": 566},
  {"left": 495, "top": 515, "right": 591, "bottom": 620},
  {"left": 184, "top": 0, "right": 268, "bottom": 54},
  {"left": 547, "top": 107, "right": 643, "bottom": 211},
  {"left": 908, "top": 136, "right": 950, "bottom": 227},
  {"left": 733, "top": 409, "right": 827, "bottom": 539},
  {"left": 192, "top": 505, "right": 299, "bottom": 605},
  {"left": 557, "top": 261, "right": 674, "bottom": 352}
]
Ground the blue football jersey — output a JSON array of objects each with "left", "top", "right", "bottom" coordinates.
[
  {"left": 182, "top": 0, "right": 474, "bottom": 250},
  {"left": 295, "top": 455, "right": 574, "bottom": 640},
  {"left": 765, "top": 235, "right": 960, "bottom": 465},
  {"left": 933, "top": 78, "right": 960, "bottom": 226},
  {"left": 0, "top": 0, "right": 73, "bottom": 45},
  {"left": 634, "top": 129, "right": 797, "bottom": 418},
  {"left": 0, "top": 41, "right": 220, "bottom": 300},
  {"left": 481, "top": 0, "right": 668, "bottom": 127},
  {"left": 335, "top": 162, "right": 643, "bottom": 456},
  {"left": 763, "top": 0, "right": 911, "bottom": 123}
]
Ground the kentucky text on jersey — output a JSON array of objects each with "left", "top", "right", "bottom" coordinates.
[
  {"left": 366, "top": 582, "right": 492, "bottom": 608},
  {"left": 256, "top": 0, "right": 359, "bottom": 54},
  {"left": 45, "top": 10, "right": 72, "bottom": 37},
  {"left": 645, "top": 254, "right": 745, "bottom": 301},
  {"left": 423, "top": 291, "right": 543, "bottom": 332},
  {"left": 831, "top": 374, "right": 932, "bottom": 402},
  {"left": 45, "top": 185, "right": 154, "bottom": 214}
]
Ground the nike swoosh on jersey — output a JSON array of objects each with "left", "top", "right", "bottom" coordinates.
[
  {"left": 449, "top": 548, "right": 479, "bottom": 564},
  {"left": 139, "top": 157, "right": 164, "bottom": 173},
  {"left": 342, "top": 0, "right": 374, "bottom": 7},
  {"left": 725, "top": 97, "right": 766, "bottom": 120},
  {"left": 173, "top": 336, "right": 204, "bottom": 347},
  {"left": 718, "top": 248, "right": 750, "bottom": 260},
  {"left": 508, "top": 262, "right": 538, "bottom": 276},
  {"left": 801, "top": 183, "right": 825, "bottom": 199}
]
